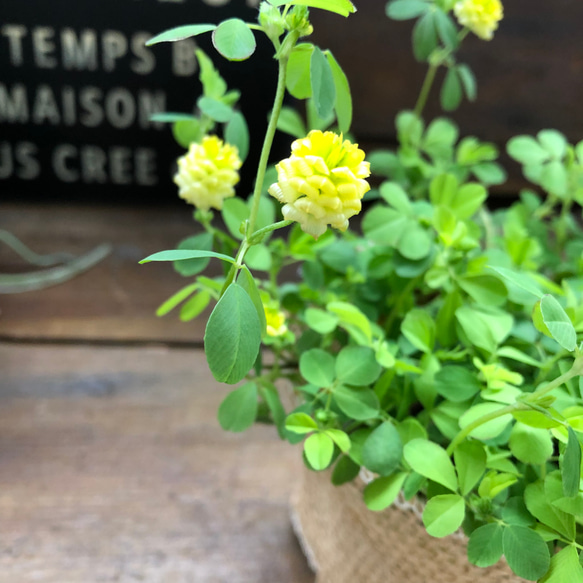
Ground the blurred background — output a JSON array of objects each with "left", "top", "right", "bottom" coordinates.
[
  {"left": 2, "top": 0, "right": 582, "bottom": 203},
  {"left": 1, "top": 0, "right": 582, "bottom": 581}
]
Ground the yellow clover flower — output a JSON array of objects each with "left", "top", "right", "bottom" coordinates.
[
  {"left": 174, "top": 136, "right": 242, "bottom": 211},
  {"left": 268, "top": 130, "right": 371, "bottom": 238},
  {"left": 454, "top": 0, "right": 503, "bottom": 40},
  {"left": 264, "top": 306, "right": 288, "bottom": 337}
]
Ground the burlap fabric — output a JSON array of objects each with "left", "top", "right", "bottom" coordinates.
[{"left": 291, "top": 466, "right": 526, "bottom": 583}]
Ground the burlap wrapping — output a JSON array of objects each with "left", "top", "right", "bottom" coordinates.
[{"left": 291, "top": 466, "right": 526, "bottom": 583}]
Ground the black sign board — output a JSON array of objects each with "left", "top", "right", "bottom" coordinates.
[{"left": 0, "top": 0, "right": 280, "bottom": 203}]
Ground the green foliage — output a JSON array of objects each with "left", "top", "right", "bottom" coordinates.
[{"left": 143, "top": 4, "right": 583, "bottom": 581}]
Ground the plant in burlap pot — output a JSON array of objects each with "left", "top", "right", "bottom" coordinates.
[{"left": 142, "top": 1, "right": 583, "bottom": 581}]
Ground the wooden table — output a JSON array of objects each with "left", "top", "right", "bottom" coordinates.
[{"left": 0, "top": 203, "right": 315, "bottom": 583}]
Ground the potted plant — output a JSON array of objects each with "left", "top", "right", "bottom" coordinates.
[{"left": 141, "top": 1, "right": 583, "bottom": 581}]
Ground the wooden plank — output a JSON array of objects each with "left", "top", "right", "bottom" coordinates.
[
  {"left": 0, "top": 203, "right": 212, "bottom": 343},
  {"left": 0, "top": 343, "right": 314, "bottom": 583}
]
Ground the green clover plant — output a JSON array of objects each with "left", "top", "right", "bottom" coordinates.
[{"left": 141, "top": 1, "right": 583, "bottom": 580}]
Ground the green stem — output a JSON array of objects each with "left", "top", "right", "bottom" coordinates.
[
  {"left": 529, "top": 357, "right": 583, "bottom": 400},
  {"left": 249, "top": 219, "right": 293, "bottom": 245},
  {"left": 447, "top": 403, "right": 525, "bottom": 455},
  {"left": 246, "top": 51, "right": 292, "bottom": 239},
  {"left": 414, "top": 62, "right": 438, "bottom": 119},
  {"left": 447, "top": 357, "right": 583, "bottom": 455}
]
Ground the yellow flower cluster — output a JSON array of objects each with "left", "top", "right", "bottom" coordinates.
[
  {"left": 264, "top": 306, "right": 288, "bottom": 337},
  {"left": 268, "top": 130, "right": 370, "bottom": 238},
  {"left": 174, "top": 136, "right": 242, "bottom": 211},
  {"left": 454, "top": 0, "right": 503, "bottom": 41}
]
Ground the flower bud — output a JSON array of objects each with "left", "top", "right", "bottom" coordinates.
[
  {"left": 174, "top": 136, "right": 242, "bottom": 211},
  {"left": 269, "top": 130, "right": 370, "bottom": 238}
]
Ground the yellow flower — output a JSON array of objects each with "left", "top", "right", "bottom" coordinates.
[
  {"left": 174, "top": 136, "right": 242, "bottom": 211},
  {"left": 268, "top": 130, "right": 370, "bottom": 239},
  {"left": 265, "top": 306, "right": 288, "bottom": 337},
  {"left": 454, "top": 0, "right": 503, "bottom": 40}
]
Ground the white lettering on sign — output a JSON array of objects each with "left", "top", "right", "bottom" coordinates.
[
  {"left": 0, "top": 141, "right": 41, "bottom": 180},
  {"left": 0, "top": 20, "right": 207, "bottom": 188},
  {"left": 52, "top": 144, "right": 158, "bottom": 185},
  {"left": 0, "top": 83, "right": 167, "bottom": 130},
  {"left": 61, "top": 28, "right": 99, "bottom": 71},
  {"left": 1, "top": 25, "right": 162, "bottom": 75},
  {"left": 1, "top": 25, "right": 27, "bottom": 66}
]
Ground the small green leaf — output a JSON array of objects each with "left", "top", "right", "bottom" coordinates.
[
  {"left": 422, "top": 494, "right": 465, "bottom": 537},
  {"left": 276, "top": 106, "right": 307, "bottom": 139},
  {"left": 459, "top": 403, "right": 512, "bottom": 441},
  {"left": 179, "top": 290, "right": 211, "bottom": 322},
  {"left": 218, "top": 382, "right": 258, "bottom": 432},
  {"left": 563, "top": 427, "right": 582, "bottom": 498},
  {"left": 335, "top": 346, "right": 381, "bottom": 386},
  {"left": 268, "top": 0, "right": 356, "bottom": 17},
  {"left": 286, "top": 44, "right": 314, "bottom": 99},
  {"left": 362, "top": 422, "right": 403, "bottom": 476},
  {"left": 331, "top": 455, "right": 360, "bottom": 485},
  {"left": 507, "top": 135, "right": 550, "bottom": 165},
  {"left": 305, "top": 308, "right": 338, "bottom": 334},
  {"left": 197, "top": 96, "right": 233, "bottom": 123},
  {"left": 310, "top": 46, "right": 336, "bottom": 120},
  {"left": 441, "top": 67, "right": 462, "bottom": 111},
  {"left": 509, "top": 423, "right": 553, "bottom": 465},
  {"left": 238, "top": 266, "right": 267, "bottom": 337},
  {"left": 304, "top": 432, "right": 334, "bottom": 470},
  {"left": 434, "top": 366, "right": 481, "bottom": 403},
  {"left": 524, "top": 481, "right": 574, "bottom": 540},
  {"left": 502, "top": 525, "right": 551, "bottom": 581},
  {"left": 173, "top": 232, "right": 213, "bottom": 276},
  {"left": 540, "top": 546, "right": 583, "bottom": 583},
  {"left": 386, "top": 0, "right": 429, "bottom": 20},
  {"left": 457, "top": 63, "right": 477, "bottom": 101},
  {"left": 454, "top": 440, "right": 486, "bottom": 496},
  {"left": 334, "top": 385, "right": 380, "bottom": 421},
  {"left": 363, "top": 472, "right": 408, "bottom": 511},
  {"left": 204, "top": 284, "right": 261, "bottom": 384},
  {"left": 540, "top": 294, "right": 577, "bottom": 352},
  {"left": 325, "top": 429, "right": 351, "bottom": 453},
  {"left": 212, "top": 19, "right": 256, "bottom": 61},
  {"left": 403, "top": 439, "right": 458, "bottom": 492},
  {"left": 538, "top": 129, "right": 568, "bottom": 159},
  {"left": 300, "top": 348, "right": 336, "bottom": 387},
  {"left": 140, "top": 249, "right": 236, "bottom": 264},
  {"left": 173, "top": 119, "right": 203, "bottom": 148},
  {"left": 467, "top": 523, "right": 504, "bottom": 567},
  {"left": 156, "top": 283, "right": 198, "bottom": 317},
  {"left": 146, "top": 24, "right": 216, "bottom": 46},
  {"left": 225, "top": 112, "right": 249, "bottom": 161},
  {"left": 401, "top": 309, "right": 435, "bottom": 353},
  {"left": 260, "top": 384, "right": 287, "bottom": 438},
  {"left": 434, "top": 10, "right": 458, "bottom": 49},
  {"left": 222, "top": 197, "right": 249, "bottom": 240},
  {"left": 412, "top": 11, "right": 438, "bottom": 61},
  {"left": 197, "top": 48, "right": 227, "bottom": 99},
  {"left": 285, "top": 412, "right": 318, "bottom": 434},
  {"left": 326, "top": 50, "right": 352, "bottom": 133}
]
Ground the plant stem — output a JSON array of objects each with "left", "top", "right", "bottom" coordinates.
[
  {"left": 447, "top": 403, "right": 526, "bottom": 455},
  {"left": 447, "top": 357, "right": 583, "bottom": 455},
  {"left": 529, "top": 357, "right": 583, "bottom": 400},
  {"left": 414, "top": 62, "right": 438, "bottom": 119},
  {"left": 249, "top": 219, "right": 293, "bottom": 245},
  {"left": 246, "top": 52, "right": 291, "bottom": 239}
]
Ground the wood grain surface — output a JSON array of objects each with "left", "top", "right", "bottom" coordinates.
[
  {"left": 0, "top": 203, "right": 209, "bottom": 343},
  {"left": 0, "top": 343, "right": 314, "bottom": 583},
  {"left": 0, "top": 203, "right": 315, "bottom": 582}
]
